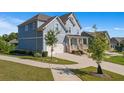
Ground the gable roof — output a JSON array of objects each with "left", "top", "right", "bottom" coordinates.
[
  {"left": 111, "top": 37, "right": 124, "bottom": 43},
  {"left": 59, "top": 12, "right": 72, "bottom": 24},
  {"left": 18, "top": 14, "right": 51, "bottom": 26},
  {"left": 60, "top": 12, "right": 82, "bottom": 29},
  {"left": 37, "top": 16, "right": 67, "bottom": 32},
  {"left": 18, "top": 13, "right": 81, "bottom": 32},
  {"left": 37, "top": 17, "right": 56, "bottom": 31},
  {"left": 81, "top": 31, "right": 110, "bottom": 40}
]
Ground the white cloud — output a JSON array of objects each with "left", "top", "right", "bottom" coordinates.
[
  {"left": 114, "top": 27, "right": 124, "bottom": 31},
  {"left": 0, "top": 16, "right": 24, "bottom": 35}
]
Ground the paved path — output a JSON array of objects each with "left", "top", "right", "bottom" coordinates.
[
  {"left": 0, "top": 54, "right": 124, "bottom": 81},
  {"left": 51, "top": 68, "right": 81, "bottom": 81},
  {"left": 54, "top": 53, "right": 124, "bottom": 75}
]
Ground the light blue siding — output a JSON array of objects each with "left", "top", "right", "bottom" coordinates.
[
  {"left": 18, "top": 14, "right": 81, "bottom": 52},
  {"left": 18, "top": 20, "right": 43, "bottom": 51},
  {"left": 65, "top": 19, "right": 80, "bottom": 35},
  {"left": 18, "top": 39, "right": 36, "bottom": 51},
  {"left": 37, "top": 21, "right": 44, "bottom": 28},
  {"left": 43, "top": 18, "right": 67, "bottom": 51}
]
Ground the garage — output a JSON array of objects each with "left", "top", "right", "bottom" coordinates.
[{"left": 47, "top": 44, "right": 64, "bottom": 56}]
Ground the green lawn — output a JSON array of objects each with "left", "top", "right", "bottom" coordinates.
[
  {"left": 0, "top": 60, "right": 54, "bottom": 81},
  {"left": 104, "top": 56, "right": 124, "bottom": 65},
  {"left": 18, "top": 56, "right": 77, "bottom": 65},
  {"left": 71, "top": 67, "right": 124, "bottom": 81}
]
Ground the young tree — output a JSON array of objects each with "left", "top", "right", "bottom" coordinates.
[
  {"left": 89, "top": 25, "right": 107, "bottom": 74},
  {"left": 45, "top": 30, "right": 59, "bottom": 60}
]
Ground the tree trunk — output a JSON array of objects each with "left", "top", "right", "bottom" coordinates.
[
  {"left": 97, "top": 63, "right": 103, "bottom": 74},
  {"left": 51, "top": 46, "right": 53, "bottom": 61}
]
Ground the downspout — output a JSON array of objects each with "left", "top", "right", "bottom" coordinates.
[{"left": 36, "top": 22, "right": 37, "bottom": 52}]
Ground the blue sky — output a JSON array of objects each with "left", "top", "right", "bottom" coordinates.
[{"left": 0, "top": 12, "right": 124, "bottom": 37}]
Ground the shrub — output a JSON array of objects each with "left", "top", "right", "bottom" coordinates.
[
  {"left": 42, "top": 51, "right": 48, "bottom": 57},
  {"left": 9, "top": 50, "right": 34, "bottom": 56},
  {"left": 34, "top": 52, "right": 41, "bottom": 57},
  {"left": 72, "top": 50, "right": 83, "bottom": 55},
  {"left": 72, "top": 50, "right": 76, "bottom": 54},
  {"left": 27, "top": 51, "right": 34, "bottom": 56}
]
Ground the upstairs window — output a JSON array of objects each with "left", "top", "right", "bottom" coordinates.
[
  {"left": 25, "top": 25, "right": 28, "bottom": 31},
  {"left": 69, "top": 27, "right": 71, "bottom": 33},
  {"left": 77, "top": 30, "right": 79, "bottom": 35},
  {"left": 55, "top": 23, "right": 59, "bottom": 31},
  {"left": 32, "top": 22, "right": 36, "bottom": 30}
]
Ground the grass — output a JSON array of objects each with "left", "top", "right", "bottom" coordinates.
[
  {"left": 104, "top": 55, "right": 124, "bottom": 65},
  {"left": 18, "top": 56, "right": 77, "bottom": 65},
  {"left": 71, "top": 66, "right": 124, "bottom": 81},
  {"left": 0, "top": 60, "right": 54, "bottom": 81}
]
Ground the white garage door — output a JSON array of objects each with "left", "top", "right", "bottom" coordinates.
[{"left": 47, "top": 44, "right": 64, "bottom": 56}]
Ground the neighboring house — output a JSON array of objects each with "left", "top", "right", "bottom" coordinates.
[
  {"left": 110, "top": 37, "right": 124, "bottom": 51},
  {"left": 18, "top": 13, "right": 82, "bottom": 55},
  {"left": 9, "top": 39, "right": 18, "bottom": 46},
  {"left": 81, "top": 31, "right": 111, "bottom": 51}
]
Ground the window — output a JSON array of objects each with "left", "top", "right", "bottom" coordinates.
[
  {"left": 69, "top": 27, "right": 71, "bottom": 33},
  {"left": 32, "top": 22, "right": 35, "bottom": 30},
  {"left": 77, "top": 30, "right": 79, "bottom": 35},
  {"left": 25, "top": 25, "right": 28, "bottom": 31},
  {"left": 83, "top": 38, "right": 87, "bottom": 45},
  {"left": 55, "top": 23, "right": 59, "bottom": 31}
]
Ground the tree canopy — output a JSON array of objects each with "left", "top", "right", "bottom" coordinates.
[{"left": 2, "top": 32, "right": 18, "bottom": 42}]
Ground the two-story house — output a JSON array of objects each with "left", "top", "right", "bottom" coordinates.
[{"left": 18, "top": 13, "right": 83, "bottom": 55}]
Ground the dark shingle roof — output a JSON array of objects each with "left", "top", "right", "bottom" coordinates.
[
  {"left": 81, "top": 31, "right": 110, "bottom": 40},
  {"left": 59, "top": 12, "right": 72, "bottom": 24},
  {"left": 111, "top": 37, "right": 124, "bottom": 42},
  {"left": 37, "top": 17, "right": 56, "bottom": 31},
  {"left": 18, "top": 13, "right": 81, "bottom": 31},
  {"left": 18, "top": 14, "right": 51, "bottom": 26},
  {"left": 60, "top": 12, "right": 82, "bottom": 29}
]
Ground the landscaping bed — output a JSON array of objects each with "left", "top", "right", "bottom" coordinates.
[
  {"left": 18, "top": 56, "right": 77, "bottom": 65},
  {"left": 0, "top": 60, "right": 54, "bottom": 81},
  {"left": 71, "top": 66, "right": 124, "bottom": 81}
]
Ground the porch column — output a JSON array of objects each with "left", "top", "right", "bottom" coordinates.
[
  {"left": 86, "top": 38, "right": 89, "bottom": 47},
  {"left": 77, "top": 38, "right": 80, "bottom": 50},
  {"left": 68, "top": 37, "right": 71, "bottom": 53}
]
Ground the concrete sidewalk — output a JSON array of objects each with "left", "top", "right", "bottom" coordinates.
[
  {"left": 51, "top": 67, "right": 81, "bottom": 81},
  {"left": 0, "top": 55, "right": 81, "bottom": 81},
  {"left": 0, "top": 54, "right": 124, "bottom": 81}
]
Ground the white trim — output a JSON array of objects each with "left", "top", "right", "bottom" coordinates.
[
  {"left": 19, "top": 37, "right": 43, "bottom": 40},
  {"left": 43, "top": 16, "right": 67, "bottom": 32},
  {"left": 68, "top": 13, "right": 81, "bottom": 30},
  {"left": 43, "top": 17, "right": 57, "bottom": 29}
]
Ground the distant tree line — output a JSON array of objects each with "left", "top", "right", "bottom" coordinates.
[
  {"left": 1, "top": 32, "right": 18, "bottom": 42},
  {"left": 0, "top": 32, "right": 18, "bottom": 54}
]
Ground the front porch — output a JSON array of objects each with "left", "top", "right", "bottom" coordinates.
[{"left": 65, "top": 35, "right": 83, "bottom": 53}]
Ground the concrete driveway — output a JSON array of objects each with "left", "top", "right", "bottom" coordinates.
[{"left": 54, "top": 53, "right": 124, "bottom": 75}]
